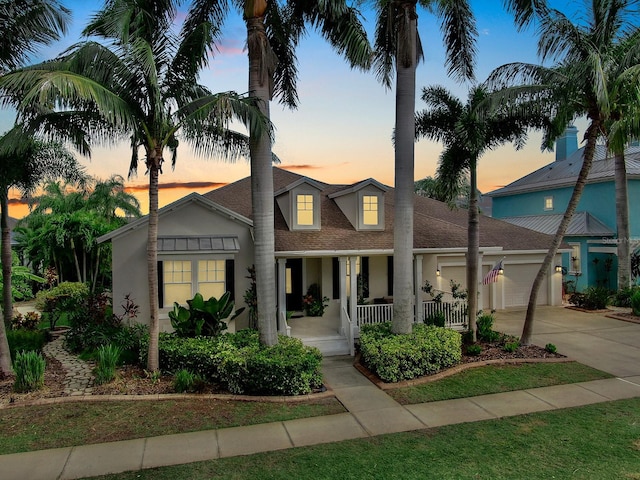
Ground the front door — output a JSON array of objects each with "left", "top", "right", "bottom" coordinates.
[{"left": 285, "top": 258, "right": 303, "bottom": 312}]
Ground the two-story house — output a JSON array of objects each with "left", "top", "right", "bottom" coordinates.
[
  {"left": 488, "top": 126, "right": 640, "bottom": 292},
  {"left": 99, "top": 167, "right": 562, "bottom": 355}
]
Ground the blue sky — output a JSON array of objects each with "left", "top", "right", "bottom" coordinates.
[{"left": 3, "top": 1, "right": 590, "bottom": 215}]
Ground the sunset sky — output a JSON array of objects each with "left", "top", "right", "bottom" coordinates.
[{"left": 2, "top": 1, "right": 589, "bottom": 218}]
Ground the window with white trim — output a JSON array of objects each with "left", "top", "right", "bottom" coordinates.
[
  {"left": 544, "top": 196, "right": 554, "bottom": 210},
  {"left": 197, "top": 260, "right": 226, "bottom": 299},
  {"left": 363, "top": 195, "right": 379, "bottom": 225},
  {"left": 296, "top": 194, "right": 314, "bottom": 225},
  {"left": 162, "top": 259, "right": 228, "bottom": 306}
]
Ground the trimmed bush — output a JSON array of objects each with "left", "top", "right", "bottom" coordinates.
[
  {"left": 466, "top": 344, "right": 482, "bottom": 356},
  {"left": 13, "top": 350, "right": 46, "bottom": 392},
  {"left": 359, "top": 323, "right": 462, "bottom": 383},
  {"left": 631, "top": 291, "right": 640, "bottom": 316},
  {"left": 424, "top": 311, "right": 446, "bottom": 327},
  {"left": 7, "top": 330, "right": 46, "bottom": 360},
  {"left": 545, "top": 343, "right": 558, "bottom": 354},
  {"left": 142, "top": 330, "right": 323, "bottom": 395}
]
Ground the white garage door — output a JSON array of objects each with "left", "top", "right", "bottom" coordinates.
[
  {"left": 441, "top": 266, "right": 490, "bottom": 308},
  {"left": 504, "top": 264, "right": 548, "bottom": 307}
]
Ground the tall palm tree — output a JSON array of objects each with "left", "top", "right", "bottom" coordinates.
[
  {"left": 0, "top": 0, "right": 269, "bottom": 371},
  {"left": 416, "top": 85, "right": 545, "bottom": 340},
  {"left": 486, "top": 0, "right": 640, "bottom": 345},
  {"left": 371, "top": 0, "right": 477, "bottom": 334},
  {"left": 184, "top": 0, "right": 371, "bottom": 345},
  {"left": 0, "top": 0, "right": 70, "bottom": 378},
  {"left": 0, "top": 127, "right": 82, "bottom": 377}
]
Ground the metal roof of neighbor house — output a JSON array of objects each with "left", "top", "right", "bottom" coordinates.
[
  {"left": 204, "top": 167, "right": 556, "bottom": 253},
  {"left": 499, "top": 212, "right": 615, "bottom": 237},
  {"left": 158, "top": 236, "right": 240, "bottom": 253},
  {"left": 488, "top": 145, "right": 640, "bottom": 197}
]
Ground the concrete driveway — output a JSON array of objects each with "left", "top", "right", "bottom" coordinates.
[{"left": 494, "top": 306, "right": 640, "bottom": 378}]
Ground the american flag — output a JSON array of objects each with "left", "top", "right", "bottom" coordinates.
[{"left": 482, "top": 260, "right": 503, "bottom": 285}]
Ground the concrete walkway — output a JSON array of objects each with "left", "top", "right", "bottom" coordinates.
[{"left": 3, "top": 307, "right": 640, "bottom": 480}]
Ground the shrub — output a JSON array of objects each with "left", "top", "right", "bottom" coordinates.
[
  {"left": 424, "top": 311, "right": 446, "bottom": 328},
  {"left": 569, "top": 286, "right": 610, "bottom": 310},
  {"left": 466, "top": 344, "right": 482, "bottom": 356},
  {"left": 13, "top": 350, "right": 46, "bottom": 392},
  {"left": 631, "top": 291, "right": 640, "bottom": 317},
  {"left": 94, "top": 344, "right": 121, "bottom": 385},
  {"left": 143, "top": 331, "right": 323, "bottom": 395},
  {"left": 10, "top": 311, "right": 41, "bottom": 331},
  {"left": 173, "top": 369, "right": 204, "bottom": 393},
  {"left": 612, "top": 286, "right": 640, "bottom": 308},
  {"left": 359, "top": 323, "right": 462, "bottom": 383},
  {"left": 545, "top": 343, "right": 558, "bottom": 354},
  {"left": 503, "top": 341, "right": 520, "bottom": 353},
  {"left": 476, "top": 313, "right": 500, "bottom": 342},
  {"left": 302, "top": 284, "right": 329, "bottom": 317},
  {"left": 7, "top": 330, "right": 46, "bottom": 360},
  {"left": 169, "top": 292, "right": 244, "bottom": 338},
  {"left": 36, "top": 282, "right": 90, "bottom": 330}
]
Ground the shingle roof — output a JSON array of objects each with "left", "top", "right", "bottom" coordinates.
[
  {"left": 488, "top": 145, "right": 640, "bottom": 197},
  {"left": 499, "top": 212, "right": 614, "bottom": 237},
  {"left": 204, "top": 167, "right": 556, "bottom": 253}
]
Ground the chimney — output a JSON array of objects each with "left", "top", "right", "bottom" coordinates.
[{"left": 555, "top": 125, "right": 578, "bottom": 162}]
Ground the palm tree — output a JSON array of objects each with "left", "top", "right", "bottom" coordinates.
[
  {"left": 416, "top": 85, "right": 545, "bottom": 340},
  {"left": 0, "top": 0, "right": 70, "bottom": 379},
  {"left": 0, "top": 127, "right": 82, "bottom": 377},
  {"left": 371, "top": 0, "right": 477, "bottom": 334},
  {"left": 0, "top": 0, "right": 270, "bottom": 371},
  {"left": 184, "top": 0, "right": 371, "bottom": 345},
  {"left": 486, "top": 0, "right": 640, "bottom": 344}
]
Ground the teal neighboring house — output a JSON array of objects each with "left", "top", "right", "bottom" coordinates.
[{"left": 488, "top": 126, "right": 640, "bottom": 292}]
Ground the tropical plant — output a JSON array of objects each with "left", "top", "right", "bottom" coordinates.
[
  {"left": 415, "top": 84, "right": 546, "bottom": 340},
  {"left": 302, "top": 284, "right": 329, "bottom": 317},
  {"left": 13, "top": 350, "right": 46, "bottom": 392},
  {"left": 94, "top": 344, "right": 121, "bottom": 385},
  {"left": 371, "top": 0, "right": 477, "bottom": 334},
  {"left": 0, "top": 0, "right": 70, "bottom": 379},
  {"left": 0, "top": 1, "right": 271, "bottom": 371},
  {"left": 169, "top": 292, "right": 244, "bottom": 338},
  {"left": 185, "top": 0, "right": 372, "bottom": 346},
  {"left": 486, "top": 0, "right": 640, "bottom": 344},
  {"left": 414, "top": 175, "right": 472, "bottom": 208}
]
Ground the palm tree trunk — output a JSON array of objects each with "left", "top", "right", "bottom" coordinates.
[
  {"left": 146, "top": 148, "right": 161, "bottom": 371},
  {"left": 92, "top": 246, "right": 101, "bottom": 293},
  {"left": 247, "top": 13, "right": 277, "bottom": 346},
  {"left": 615, "top": 151, "right": 631, "bottom": 289},
  {"left": 0, "top": 189, "right": 14, "bottom": 377},
  {"left": 521, "top": 121, "right": 600, "bottom": 344},
  {"left": 392, "top": 1, "right": 417, "bottom": 334},
  {"left": 467, "top": 161, "right": 479, "bottom": 341}
]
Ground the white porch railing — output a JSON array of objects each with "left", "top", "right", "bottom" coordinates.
[
  {"left": 356, "top": 301, "right": 467, "bottom": 331},
  {"left": 278, "top": 310, "right": 292, "bottom": 337},
  {"left": 342, "top": 306, "right": 354, "bottom": 356}
]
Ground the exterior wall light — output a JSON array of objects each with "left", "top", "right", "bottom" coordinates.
[
  {"left": 498, "top": 268, "right": 504, "bottom": 275},
  {"left": 436, "top": 268, "right": 441, "bottom": 277},
  {"left": 555, "top": 265, "right": 563, "bottom": 273}
]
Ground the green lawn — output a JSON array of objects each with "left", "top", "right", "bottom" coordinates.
[
  {"left": 388, "top": 362, "right": 613, "bottom": 404},
  {"left": 88, "top": 398, "right": 640, "bottom": 480}
]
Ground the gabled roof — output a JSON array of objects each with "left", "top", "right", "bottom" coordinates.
[
  {"left": 274, "top": 177, "right": 325, "bottom": 196},
  {"left": 500, "top": 212, "right": 614, "bottom": 237},
  {"left": 97, "top": 192, "right": 252, "bottom": 243},
  {"left": 204, "top": 167, "right": 556, "bottom": 253},
  {"left": 488, "top": 145, "right": 640, "bottom": 197},
  {"left": 328, "top": 178, "right": 389, "bottom": 199}
]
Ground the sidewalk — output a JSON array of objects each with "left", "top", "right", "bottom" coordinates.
[{"left": 2, "top": 307, "right": 640, "bottom": 480}]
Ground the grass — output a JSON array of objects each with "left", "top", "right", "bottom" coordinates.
[
  {"left": 0, "top": 398, "right": 345, "bottom": 455},
  {"left": 88, "top": 397, "right": 640, "bottom": 480},
  {"left": 388, "top": 361, "right": 613, "bottom": 404}
]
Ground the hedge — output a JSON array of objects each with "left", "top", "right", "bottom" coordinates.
[{"left": 359, "top": 322, "right": 462, "bottom": 383}]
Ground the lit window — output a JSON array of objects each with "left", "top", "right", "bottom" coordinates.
[
  {"left": 544, "top": 196, "right": 553, "bottom": 210},
  {"left": 164, "top": 260, "right": 192, "bottom": 305},
  {"left": 363, "top": 195, "right": 379, "bottom": 225},
  {"left": 569, "top": 243, "right": 581, "bottom": 273},
  {"left": 285, "top": 268, "right": 292, "bottom": 294},
  {"left": 297, "top": 194, "right": 314, "bottom": 225},
  {"left": 197, "top": 260, "right": 226, "bottom": 299}
]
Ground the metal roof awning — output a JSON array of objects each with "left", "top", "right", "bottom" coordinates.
[
  {"left": 158, "top": 236, "right": 240, "bottom": 253},
  {"left": 500, "top": 212, "right": 614, "bottom": 237}
]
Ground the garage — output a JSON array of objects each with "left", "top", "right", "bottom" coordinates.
[{"left": 503, "top": 263, "right": 548, "bottom": 307}]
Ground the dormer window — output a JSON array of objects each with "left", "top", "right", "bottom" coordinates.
[
  {"left": 544, "top": 196, "right": 553, "bottom": 210},
  {"left": 297, "top": 194, "right": 314, "bottom": 225},
  {"left": 363, "top": 195, "right": 379, "bottom": 225}
]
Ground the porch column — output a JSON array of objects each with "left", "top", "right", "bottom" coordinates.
[
  {"left": 339, "top": 257, "right": 347, "bottom": 335},
  {"left": 414, "top": 254, "right": 423, "bottom": 324},
  {"left": 477, "top": 253, "right": 484, "bottom": 312},
  {"left": 349, "top": 256, "right": 358, "bottom": 326},
  {"left": 277, "top": 258, "right": 287, "bottom": 334}
]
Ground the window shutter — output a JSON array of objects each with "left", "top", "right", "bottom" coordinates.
[
  {"left": 387, "top": 256, "right": 393, "bottom": 296},
  {"left": 362, "top": 256, "right": 369, "bottom": 298},
  {"left": 226, "top": 259, "right": 235, "bottom": 301},
  {"left": 332, "top": 257, "right": 339, "bottom": 299},
  {"left": 157, "top": 261, "right": 164, "bottom": 308}
]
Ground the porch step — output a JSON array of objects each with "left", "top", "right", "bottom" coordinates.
[{"left": 300, "top": 335, "right": 351, "bottom": 356}]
